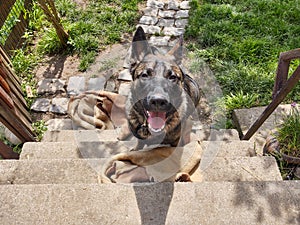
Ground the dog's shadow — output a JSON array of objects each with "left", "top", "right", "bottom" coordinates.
[{"left": 133, "top": 182, "right": 174, "bottom": 225}]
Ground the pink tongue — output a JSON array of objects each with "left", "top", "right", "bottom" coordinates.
[{"left": 147, "top": 112, "right": 166, "bottom": 129}]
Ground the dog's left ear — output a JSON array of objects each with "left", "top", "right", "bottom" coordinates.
[
  {"left": 168, "top": 36, "right": 183, "bottom": 64},
  {"left": 131, "top": 27, "right": 152, "bottom": 63}
]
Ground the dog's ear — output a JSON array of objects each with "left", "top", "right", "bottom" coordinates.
[
  {"left": 168, "top": 36, "right": 183, "bottom": 64},
  {"left": 131, "top": 27, "right": 152, "bottom": 63}
]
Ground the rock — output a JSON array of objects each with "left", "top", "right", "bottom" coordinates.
[
  {"left": 118, "top": 82, "right": 131, "bottom": 96},
  {"left": 139, "top": 16, "right": 158, "bottom": 25},
  {"left": 49, "top": 97, "right": 69, "bottom": 114},
  {"left": 37, "top": 79, "right": 66, "bottom": 95},
  {"left": 175, "top": 10, "right": 189, "bottom": 19},
  {"left": 30, "top": 98, "right": 51, "bottom": 112},
  {"left": 167, "top": 0, "right": 179, "bottom": 10},
  {"left": 147, "top": 0, "right": 164, "bottom": 9},
  {"left": 157, "top": 18, "right": 175, "bottom": 27},
  {"left": 143, "top": 7, "right": 159, "bottom": 17},
  {"left": 138, "top": 25, "right": 161, "bottom": 35},
  {"left": 180, "top": 1, "right": 191, "bottom": 10},
  {"left": 162, "top": 27, "right": 185, "bottom": 36},
  {"left": 118, "top": 69, "right": 132, "bottom": 81},
  {"left": 175, "top": 19, "right": 189, "bottom": 28},
  {"left": 67, "top": 76, "right": 86, "bottom": 96},
  {"left": 46, "top": 119, "right": 73, "bottom": 131},
  {"left": 149, "top": 36, "right": 171, "bottom": 46},
  {"left": 158, "top": 10, "right": 176, "bottom": 18},
  {"left": 104, "top": 80, "right": 117, "bottom": 92},
  {"left": 87, "top": 77, "right": 106, "bottom": 91}
]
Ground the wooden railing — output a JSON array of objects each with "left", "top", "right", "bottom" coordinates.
[
  {"left": 0, "top": 0, "right": 32, "bottom": 56},
  {"left": 242, "top": 48, "right": 300, "bottom": 140},
  {"left": 0, "top": 47, "right": 36, "bottom": 159}
]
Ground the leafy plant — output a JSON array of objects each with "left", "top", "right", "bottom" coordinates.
[{"left": 32, "top": 120, "right": 48, "bottom": 141}]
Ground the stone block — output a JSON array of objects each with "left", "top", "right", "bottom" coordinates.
[
  {"left": 87, "top": 77, "right": 105, "bottom": 91},
  {"left": 138, "top": 25, "right": 161, "bottom": 35},
  {"left": 162, "top": 27, "right": 185, "bottom": 36},
  {"left": 175, "top": 10, "right": 189, "bottom": 19},
  {"left": 158, "top": 10, "right": 176, "bottom": 18},
  {"left": 175, "top": 19, "right": 188, "bottom": 28},
  {"left": 37, "top": 79, "right": 66, "bottom": 95},
  {"left": 143, "top": 7, "right": 159, "bottom": 17},
  {"left": 30, "top": 98, "right": 50, "bottom": 112},
  {"left": 49, "top": 97, "right": 69, "bottom": 114},
  {"left": 149, "top": 36, "right": 171, "bottom": 46},
  {"left": 157, "top": 18, "right": 175, "bottom": 27},
  {"left": 180, "top": 1, "right": 191, "bottom": 10},
  {"left": 167, "top": 0, "right": 179, "bottom": 10},
  {"left": 139, "top": 16, "right": 158, "bottom": 25},
  {"left": 118, "top": 82, "right": 131, "bottom": 96},
  {"left": 118, "top": 69, "right": 132, "bottom": 81},
  {"left": 67, "top": 76, "right": 86, "bottom": 96},
  {"left": 46, "top": 119, "right": 73, "bottom": 131},
  {"left": 147, "top": 0, "right": 164, "bottom": 9}
]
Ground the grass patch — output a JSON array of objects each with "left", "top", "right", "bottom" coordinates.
[
  {"left": 186, "top": 0, "right": 300, "bottom": 121},
  {"left": 36, "top": 0, "right": 143, "bottom": 71}
]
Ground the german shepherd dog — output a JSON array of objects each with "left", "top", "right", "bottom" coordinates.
[{"left": 126, "top": 27, "right": 200, "bottom": 150}]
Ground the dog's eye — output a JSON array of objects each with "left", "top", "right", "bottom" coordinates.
[{"left": 168, "top": 74, "right": 178, "bottom": 81}]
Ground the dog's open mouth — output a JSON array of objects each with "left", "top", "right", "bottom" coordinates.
[{"left": 147, "top": 111, "right": 166, "bottom": 134}]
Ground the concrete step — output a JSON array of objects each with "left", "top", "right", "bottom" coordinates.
[
  {"left": 0, "top": 181, "right": 299, "bottom": 224},
  {"left": 20, "top": 140, "right": 255, "bottom": 160},
  {"left": 0, "top": 156, "right": 281, "bottom": 185},
  {"left": 41, "top": 128, "right": 240, "bottom": 143}
]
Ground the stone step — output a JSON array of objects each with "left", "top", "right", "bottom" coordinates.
[
  {"left": 0, "top": 181, "right": 299, "bottom": 224},
  {"left": 41, "top": 128, "right": 240, "bottom": 143},
  {"left": 0, "top": 156, "right": 281, "bottom": 185},
  {"left": 20, "top": 140, "right": 255, "bottom": 160}
]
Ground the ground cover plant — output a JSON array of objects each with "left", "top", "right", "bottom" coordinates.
[
  {"left": 275, "top": 104, "right": 300, "bottom": 179},
  {"left": 186, "top": 0, "right": 300, "bottom": 126}
]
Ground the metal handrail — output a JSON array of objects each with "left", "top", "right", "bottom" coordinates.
[{"left": 242, "top": 48, "right": 300, "bottom": 140}]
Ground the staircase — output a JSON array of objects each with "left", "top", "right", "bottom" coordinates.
[{"left": 1, "top": 124, "right": 299, "bottom": 224}]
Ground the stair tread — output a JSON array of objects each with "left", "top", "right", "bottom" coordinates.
[
  {"left": 0, "top": 156, "right": 281, "bottom": 184},
  {"left": 0, "top": 181, "right": 299, "bottom": 224}
]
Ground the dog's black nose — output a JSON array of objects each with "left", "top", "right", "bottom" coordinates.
[{"left": 149, "top": 95, "right": 169, "bottom": 110}]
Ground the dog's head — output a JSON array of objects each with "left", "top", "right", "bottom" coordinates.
[{"left": 126, "top": 27, "right": 199, "bottom": 140}]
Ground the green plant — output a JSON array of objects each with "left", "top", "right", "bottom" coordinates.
[
  {"left": 32, "top": 120, "right": 48, "bottom": 141},
  {"left": 277, "top": 104, "right": 300, "bottom": 158},
  {"left": 186, "top": 0, "right": 300, "bottom": 112}
]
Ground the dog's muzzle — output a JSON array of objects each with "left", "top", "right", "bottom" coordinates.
[{"left": 143, "top": 87, "right": 171, "bottom": 134}]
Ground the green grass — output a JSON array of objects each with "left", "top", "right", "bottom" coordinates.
[
  {"left": 186, "top": 0, "right": 300, "bottom": 115},
  {"left": 35, "top": 0, "right": 143, "bottom": 71}
]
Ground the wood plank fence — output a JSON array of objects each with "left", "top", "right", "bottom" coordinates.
[
  {"left": 0, "top": 0, "right": 35, "bottom": 159},
  {"left": 0, "top": 0, "right": 32, "bottom": 56}
]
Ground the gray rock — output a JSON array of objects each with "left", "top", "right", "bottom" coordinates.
[
  {"left": 175, "top": 10, "right": 189, "bottom": 19},
  {"left": 138, "top": 25, "right": 161, "bottom": 35},
  {"left": 167, "top": 0, "right": 179, "bottom": 10},
  {"left": 175, "top": 19, "right": 189, "bottom": 28},
  {"left": 118, "top": 69, "right": 132, "bottom": 81},
  {"left": 87, "top": 77, "right": 105, "bottom": 91},
  {"left": 158, "top": 10, "right": 176, "bottom": 18},
  {"left": 163, "top": 27, "right": 185, "bottom": 36},
  {"left": 67, "top": 76, "right": 86, "bottom": 96},
  {"left": 30, "top": 98, "right": 51, "bottom": 112},
  {"left": 104, "top": 80, "right": 117, "bottom": 92},
  {"left": 147, "top": 0, "right": 164, "bottom": 9},
  {"left": 118, "top": 82, "right": 131, "bottom": 96},
  {"left": 139, "top": 16, "right": 158, "bottom": 25},
  {"left": 180, "top": 1, "right": 191, "bottom": 10},
  {"left": 37, "top": 79, "right": 66, "bottom": 95},
  {"left": 149, "top": 36, "right": 171, "bottom": 46},
  {"left": 46, "top": 119, "right": 73, "bottom": 131},
  {"left": 49, "top": 97, "right": 69, "bottom": 114},
  {"left": 157, "top": 18, "right": 175, "bottom": 27},
  {"left": 143, "top": 7, "right": 159, "bottom": 17}
]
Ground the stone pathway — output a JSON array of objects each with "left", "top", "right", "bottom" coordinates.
[{"left": 30, "top": 0, "right": 192, "bottom": 118}]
